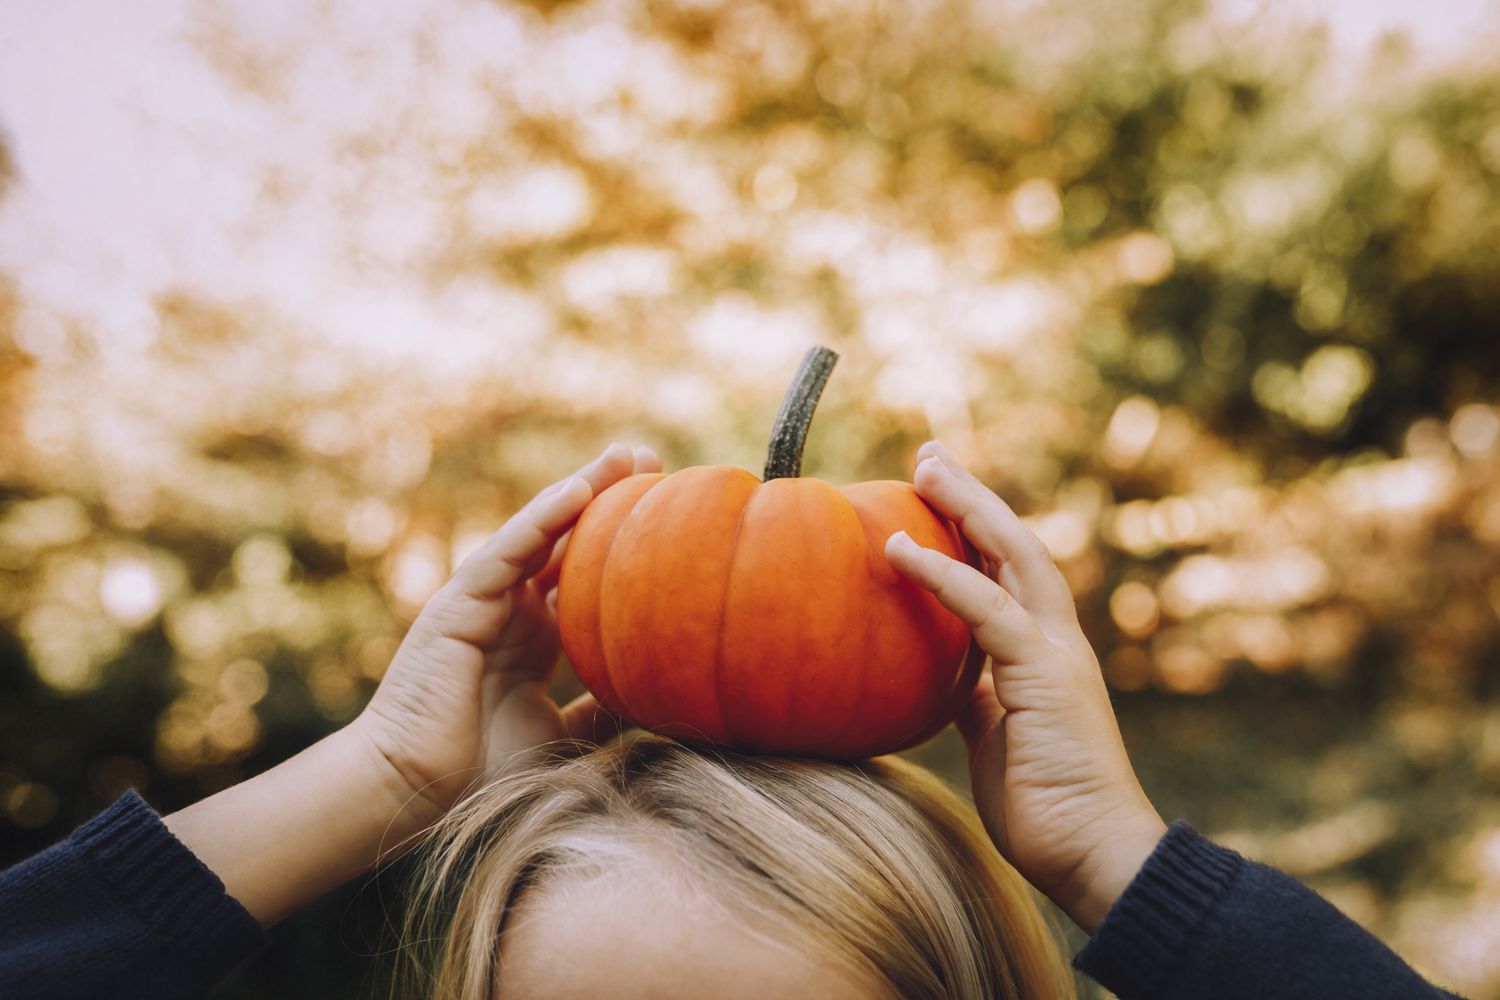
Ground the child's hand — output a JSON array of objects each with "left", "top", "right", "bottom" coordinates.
[
  {"left": 886, "top": 441, "right": 1166, "bottom": 933},
  {"left": 353, "top": 442, "right": 660, "bottom": 830},
  {"left": 164, "top": 444, "right": 659, "bottom": 928}
]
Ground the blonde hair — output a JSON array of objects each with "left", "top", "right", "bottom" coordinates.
[{"left": 398, "top": 737, "right": 1076, "bottom": 999}]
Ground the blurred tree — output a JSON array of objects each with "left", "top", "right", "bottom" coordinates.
[{"left": 2, "top": 0, "right": 1500, "bottom": 994}]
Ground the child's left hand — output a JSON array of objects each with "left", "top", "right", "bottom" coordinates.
[
  {"left": 353, "top": 442, "right": 660, "bottom": 827},
  {"left": 886, "top": 441, "right": 1165, "bottom": 933}
]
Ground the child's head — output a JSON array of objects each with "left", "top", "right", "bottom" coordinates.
[{"left": 400, "top": 736, "right": 1075, "bottom": 999}]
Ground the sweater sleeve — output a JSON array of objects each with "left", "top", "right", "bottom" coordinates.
[
  {"left": 1074, "top": 820, "right": 1464, "bottom": 1000},
  {"left": 0, "top": 790, "right": 268, "bottom": 1000}
]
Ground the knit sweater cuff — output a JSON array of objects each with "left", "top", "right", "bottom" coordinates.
[
  {"left": 72, "top": 790, "right": 268, "bottom": 987},
  {"left": 1073, "top": 819, "right": 1242, "bottom": 997}
]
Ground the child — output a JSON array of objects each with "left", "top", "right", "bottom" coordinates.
[{"left": 0, "top": 443, "right": 1462, "bottom": 999}]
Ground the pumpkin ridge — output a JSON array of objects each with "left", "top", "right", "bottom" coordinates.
[
  {"left": 709, "top": 479, "right": 758, "bottom": 749},
  {"left": 812, "top": 485, "right": 881, "bottom": 753},
  {"left": 596, "top": 473, "right": 671, "bottom": 723},
  {"left": 840, "top": 479, "right": 966, "bottom": 755},
  {"left": 558, "top": 472, "right": 666, "bottom": 720}
]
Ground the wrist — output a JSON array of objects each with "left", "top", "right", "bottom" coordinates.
[
  {"left": 165, "top": 726, "right": 435, "bottom": 927},
  {"left": 341, "top": 717, "right": 450, "bottom": 845},
  {"left": 1055, "top": 805, "right": 1168, "bottom": 934}
]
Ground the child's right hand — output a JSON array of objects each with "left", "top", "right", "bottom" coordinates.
[
  {"left": 166, "top": 444, "right": 660, "bottom": 927},
  {"left": 886, "top": 441, "right": 1167, "bottom": 933},
  {"left": 352, "top": 442, "right": 660, "bottom": 834}
]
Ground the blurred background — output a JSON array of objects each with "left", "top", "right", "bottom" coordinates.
[{"left": 3, "top": 0, "right": 1500, "bottom": 995}]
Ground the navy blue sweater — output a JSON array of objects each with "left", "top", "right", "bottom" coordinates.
[
  {"left": 0, "top": 794, "right": 1463, "bottom": 999},
  {"left": 1075, "top": 821, "right": 1462, "bottom": 999}
]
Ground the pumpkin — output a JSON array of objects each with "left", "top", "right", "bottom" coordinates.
[{"left": 556, "top": 346, "right": 983, "bottom": 758}]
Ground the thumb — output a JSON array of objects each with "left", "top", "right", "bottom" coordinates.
[
  {"left": 955, "top": 670, "right": 1004, "bottom": 749},
  {"left": 956, "top": 671, "right": 1011, "bottom": 855},
  {"left": 560, "top": 692, "right": 627, "bottom": 746}
]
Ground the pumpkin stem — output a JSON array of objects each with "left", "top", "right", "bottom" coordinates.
[{"left": 763, "top": 345, "right": 840, "bottom": 481}]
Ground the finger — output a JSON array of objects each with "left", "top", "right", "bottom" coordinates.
[
  {"left": 955, "top": 671, "right": 1011, "bottom": 854},
  {"left": 559, "top": 692, "right": 628, "bottom": 745},
  {"left": 573, "top": 441, "right": 642, "bottom": 498},
  {"left": 451, "top": 443, "right": 640, "bottom": 601},
  {"left": 528, "top": 440, "right": 640, "bottom": 503},
  {"left": 886, "top": 530, "right": 1053, "bottom": 665},
  {"left": 535, "top": 444, "right": 659, "bottom": 593},
  {"left": 451, "top": 476, "right": 594, "bottom": 602},
  {"left": 913, "top": 442, "right": 1054, "bottom": 576},
  {"left": 632, "top": 444, "right": 663, "bottom": 474},
  {"left": 955, "top": 670, "right": 1005, "bottom": 749},
  {"left": 532, "top": 528, "right": 572, "bottom": 594},
  {"left": 912, "top": 443, "right": 1077, "bottom": 631}
]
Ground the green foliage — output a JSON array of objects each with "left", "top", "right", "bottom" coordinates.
[{"left": 3, "top": 0, "right": 1500, "bottom": 994}]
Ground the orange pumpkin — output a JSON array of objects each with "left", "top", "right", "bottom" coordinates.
[{"left": 557, "top": 347, "right": 982, "bottom": 758}]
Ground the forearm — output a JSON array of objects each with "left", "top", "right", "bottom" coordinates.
[
  {"left": 1076, "top": 822, "right": 1462, "bottom": 1000},
  {"left": 1, "top": 793, "right": 268, "bottom": 998},
  {"left": 163, "top": 726, "right": 427, "bottom": 927}
]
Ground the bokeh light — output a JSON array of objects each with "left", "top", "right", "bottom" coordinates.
[{"left": 3, "top": 0, "right": 1500, "bottom": 995}]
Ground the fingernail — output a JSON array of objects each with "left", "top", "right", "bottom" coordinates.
[
  {"left": 918, "top": 455, "right": 952, "bottom": 480},
  {"left": 889, "top": 529, "right": 915, "bottom": 549}
]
